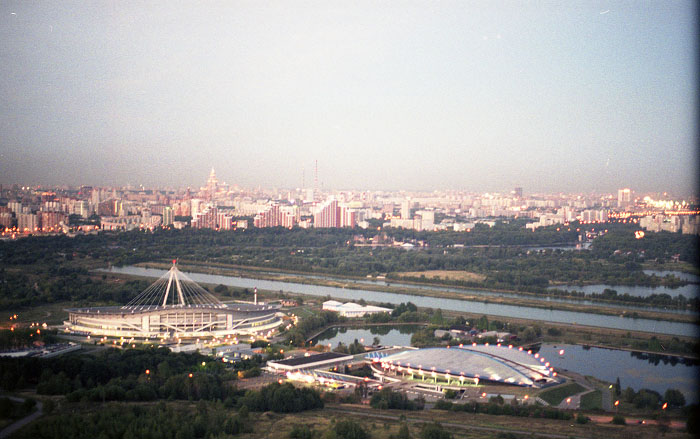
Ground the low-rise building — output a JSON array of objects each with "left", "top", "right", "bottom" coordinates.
[
  {"left": 322, "top": 300, "right": 392, "bottom": 318},
  {"left": 267, "top": 351, "right": 354, "bottom": 374}
]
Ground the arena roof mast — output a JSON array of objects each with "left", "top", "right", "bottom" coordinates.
[{"left": 121, "top": 260, "right": 225, "bottom": 311}]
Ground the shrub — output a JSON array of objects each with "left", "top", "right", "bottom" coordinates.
[
  {"left": 575, "top": 413, "right": 589, "bottom": 424},
  {"left": 290, "top": 424, "right": 314, "bottom": 439},
  {"left": 612, "top": 414, "right": 626, "bottom": 425},
  {"left": 420, "top": 422, "right": 452, "bottom": 439},
  {"left": 546, "top": 327, "right": 562, "bottom": 336},
  {"left": 334, "top": 419, "right": 368, "bottom": 439}
]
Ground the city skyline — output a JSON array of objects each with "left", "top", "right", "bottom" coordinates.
[
  {"left": 1, "top": 2, "right": 697, "bottom": 195},
  {"left": 0, "top": 168, "right": 694, "bottom": 201}
]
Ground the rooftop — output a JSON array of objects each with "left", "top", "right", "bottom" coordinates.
[
  {"left": 375, "top": 345, "right": 557, "bottom": 387},
  {"left": 271, "top": 351, "right": 352, "bottom": 367}
]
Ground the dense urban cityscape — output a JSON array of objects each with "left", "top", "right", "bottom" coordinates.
[{"left": 2, "top": 168, "right": 698, "bottom": 238}]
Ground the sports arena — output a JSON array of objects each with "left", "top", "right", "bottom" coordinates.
[
  {"left": 64, "top": 262, "right": 282, "bottom": 340},
  {"left": 369, "top": 344, "right": 559, "bottom": 388}
]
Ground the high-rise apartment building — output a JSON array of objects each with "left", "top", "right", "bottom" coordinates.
[
  {"left": 39, "top": 211, "right": 68, "bottom": 230},
  {"left": 190, "top": 198, "right": 204, "bottom": 219},
  {"left": 18, "top": 213, "right": 39, "bottom": 232},
  {"left": 314, "top": 199, "right": 339, "bottom": 228},
  {"left": 513, "top": 187, "right": 523, "bottom": 198},
  {"left": 617, "top": 189, "right": 631, "bottom": 209},
  {"left": 401, "top": 200, "right": 411, "bottom": 219},
  {"left": 313, "top": 199, "right": 356, "bottom": 228},
  {"left": 254, "top": 204, "right": 281, "bottom": 228},
  {"left": 162, "top": 206, "right": 174, "bottom": 226},
  {"left": 0, "top": 212, "right": 13, "bottom": 228},
  {"left": 217, "top": 211, "right": 233, "bottom": 230},
  {"left": 281, "top": 206, "right": 299, "bottom": 228},
  {"left": 192, "top": 206, "right": 217, "bottom": 229},
  {"left": 8, "top": 202, "right": 22, "bottom": 215}
]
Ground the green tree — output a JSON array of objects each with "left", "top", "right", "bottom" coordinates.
[
  {"left": 612, "top": 414, "right": 626, "bottom": 425},
  {"left": 334, "top": 419, "right": 369, "bottom": 439},
  {"left": 663, "top": 388, "right": 685, "bottom": 407},
  {"left": 419, "top": 422, "right": 452, "bottom": 439},
  {"left": 290, "top": 424, "right": 314, "bottom": 439}
]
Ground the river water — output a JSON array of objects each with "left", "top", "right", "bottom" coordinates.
[
  {"left": 538, "top": 343, "right": 698, "bottom": 404},
  {"left": 104, "top": 266, "right": 699, "bottom": 337},
  {"left": 552, "top": 284, "right": 699, "bottom": 299},
  {"left": 262, "top": 270, "right": 696, "bottom": 315},
  {"left": 644, "top": 270, "right": 700, "bottom": 283},
  {"left": 311, "top": 325, "right": 419, "bottom": 348}
]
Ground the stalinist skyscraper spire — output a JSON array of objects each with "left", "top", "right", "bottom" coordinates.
[{"left": 204, "top": 168, "right": 219, "bottom": 200}]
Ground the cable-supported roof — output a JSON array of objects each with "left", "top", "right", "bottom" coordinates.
[{"left": 121, "top": 262, "right": 225, "bottom": 310}]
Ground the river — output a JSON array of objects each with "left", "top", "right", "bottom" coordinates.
[
  {"left": 538, "top": 343, "right": 698, "bottom": 404},
  {"left": 103, "top": 266, "right": 699, "bottom": 337},
  {"left": 260, "top": 270, "right": 696, "bottom": 315},
  {"left": 552, "top": 281, "right": 699, "bottom": 299}
]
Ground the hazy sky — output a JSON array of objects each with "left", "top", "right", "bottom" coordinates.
[{"left": 1, "top": 1, "right": 696, "bottom": 195}]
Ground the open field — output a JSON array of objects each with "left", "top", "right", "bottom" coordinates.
[
  {"left": 396, "top": 270, "right": 487, "bottom": 283},
  {"left": 1, "top": 302, "right": 74, "bottom": 327}
]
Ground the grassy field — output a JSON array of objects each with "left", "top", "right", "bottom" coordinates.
[
  {"left": 3, "top": 301, "right": 75, "bottom": 327},
  {"left": 581, "top": 390, "right": 603, "bottom": 410},
  {"left": 396, "top": 270, "right": 487, "bottom": 283},
  {"left": 538, "top": 382, "right": 586, "bottom": 405}
]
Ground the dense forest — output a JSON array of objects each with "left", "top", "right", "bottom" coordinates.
[
  {"left": 2, "top": 347, "right": 325, "bottom": 438},
  {"left": 1, "top": 346, "right": 320, "bottom": 408}
]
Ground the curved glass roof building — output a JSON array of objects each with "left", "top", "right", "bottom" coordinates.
[{"left": 371, "top": 344, "right": 558, "bottom": 388}]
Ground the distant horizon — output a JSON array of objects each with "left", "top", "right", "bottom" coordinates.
[
  {"left": 1, "top": 2, "right": 697, "bottom": 197},
  {"left": 0, "top": 174, "right": 695, "bottom": 201}
]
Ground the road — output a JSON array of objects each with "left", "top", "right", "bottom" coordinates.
[
  {"left": 0, "top": 397, "right": 43, "bottom": 439},
  {"left": 555, "top": 372, "right": 594, "bottom": 410}
]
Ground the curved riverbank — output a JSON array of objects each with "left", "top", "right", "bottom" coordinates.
[
  {"left": 103, "top": 265, "right": 699, "bottom": 337},
  {"left": 134, "top": 261, "right": 699, "bottom": 325}
]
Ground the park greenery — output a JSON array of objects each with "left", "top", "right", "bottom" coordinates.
[
  {"left": 0, "top": 397, "right": 36, "bottom": 425},
  {"left": 0, "top": 328, "right": 59, "bottom": 350},
  {"left": 434, "top": 398, "right": 575, "bottom": 420},
  {"left": 0, "top": 344, "right": 311, "bottom": 411},
  {"left": 11, "top": 401, "right": 252, "bottom": 439},
  {"left": 370, "top": 388, "right": 424, "bottom": 411}
]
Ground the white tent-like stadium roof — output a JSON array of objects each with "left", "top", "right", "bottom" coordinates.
[
  {"left": 121, "top": 262, "right": 225, "bottom": 311},
  {"left": 376, "top": 345, "right": 555, "bottom": 387}
]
